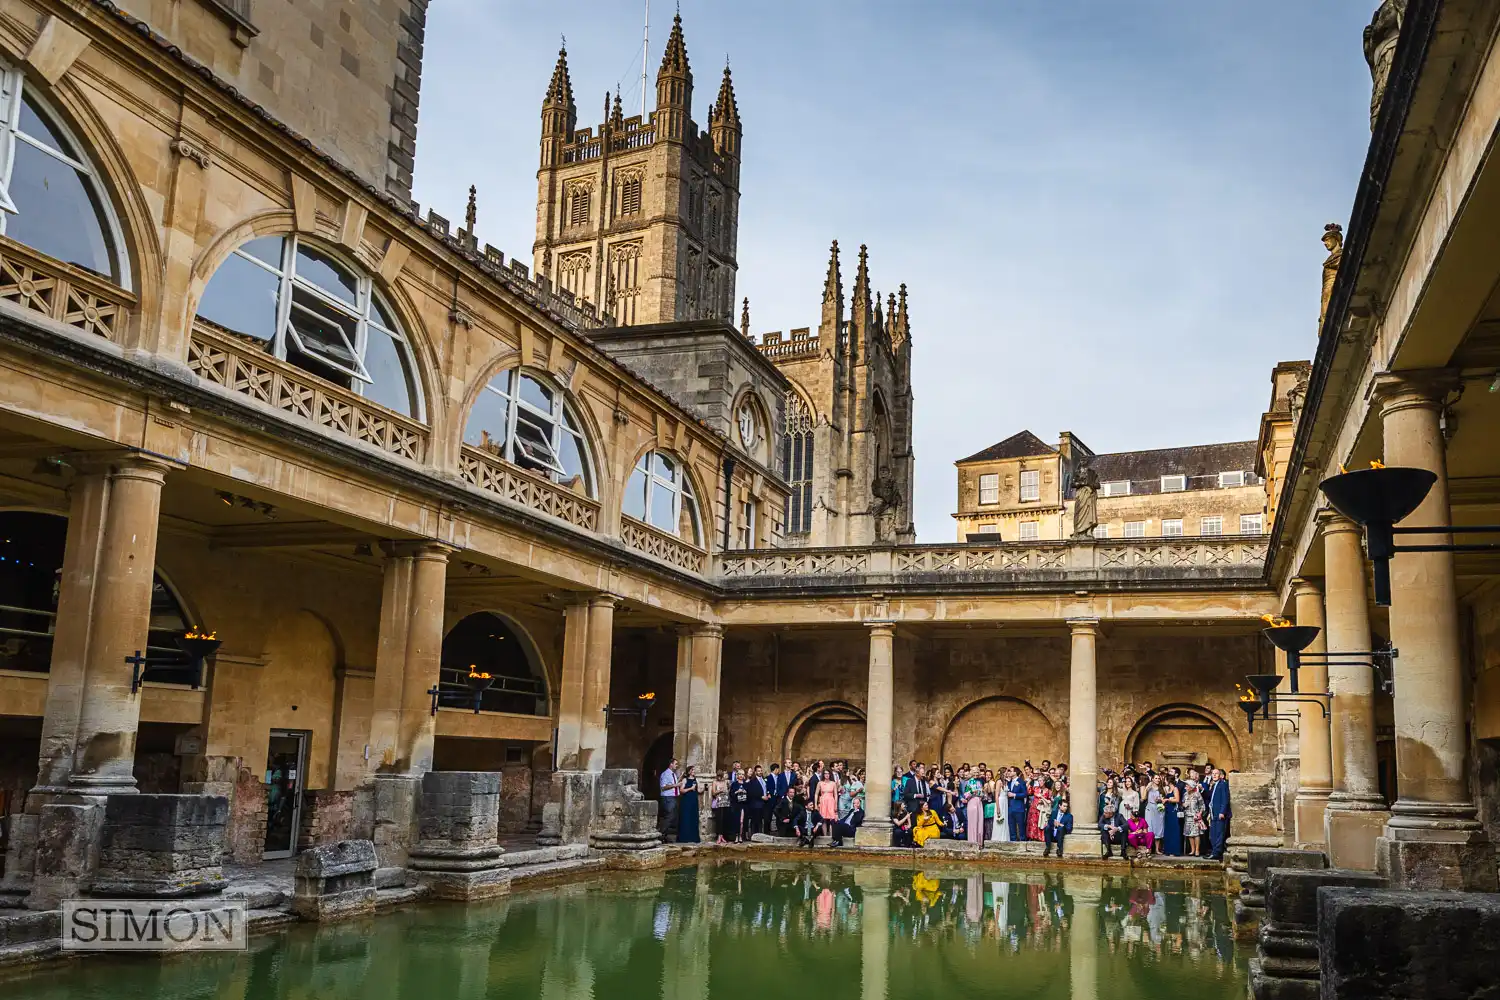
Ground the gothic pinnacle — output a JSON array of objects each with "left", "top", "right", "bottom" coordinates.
[
  {"left": 741, "top": 297, "right": 751, "bottom": 338},
  {"left": 464, "top": 185, "right": 477, "bottom": 235},
  {"left": 660, "top": 10, "right": 690, "bottom": 77},
  {"left": 822, "top": 240, "right": 842, "bottom": 304}
]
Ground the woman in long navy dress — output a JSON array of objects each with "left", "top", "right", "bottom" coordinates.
[
  {"left": 1161, "top": 768, "right": 1183, "bottom": 856},
  {"left": 677, "top": 765, "right": 702, "bottom": 843}
]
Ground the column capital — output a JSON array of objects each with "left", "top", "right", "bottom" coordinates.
[
  {"left": 380, "top": 539, "right": 456, "bottom": 561},
  {"left": 1291, "top": 576, "right": 1324, "bottom": 598},
  {"left": 864, "top": 619, "right": 896, "bottom": 636},
  {"left": 679, "top": 623, "right": 724, "bottom": 639},
  {"left": 1371, "top": 369, "right": 1460, "bottom": 416},
  {"left": 72, "top": 449, "right": 183, "bottom": 481},
  {"left": 1066, "top": 617, "right": 1100, "bottom": 635},
  {"left": 563, "top": 591, "right": 618, "bottom": 611},
  {"left": 1316, "top": 507, "right": 1362, "bottom": 536}
]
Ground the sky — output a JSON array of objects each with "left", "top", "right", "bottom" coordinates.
[{"left": 411, "top": 1, "right": 1377, "bottom": 543}]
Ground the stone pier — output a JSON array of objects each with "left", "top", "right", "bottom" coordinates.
[
  {"left": 407, "top": 771, "right": 511, "bottom": 899},
  {"left": 855, "top": 620, "right": 895, "bottom": 847},
  {"left": 1063, "top": 619, "right": 1099, "bottom": 855}
]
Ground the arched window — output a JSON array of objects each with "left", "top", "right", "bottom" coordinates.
[
  {"left": 0, "top": 512, "right": 186, "bottom": 675},
  {"left": 439, "top": 612, "right": 548, "bottom": 716},
  {"left": 0, "top": 64, "right": 125, "bottom": 284},
  {"left": 195, "top": 235, "right": 421, "bottom": 418},
  {"left": 782, "top": 391, "right": 814, "bottom": 535},
  {"left": 624, "top": 451, "right": 702, "bottom": 544},
  {"left": 464, "top": 368, "right": 593, "bottom": 495}
]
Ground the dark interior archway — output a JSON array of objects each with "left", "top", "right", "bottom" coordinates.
[{"left": 439, "top": 611, "right": 548, "bottom": 716}]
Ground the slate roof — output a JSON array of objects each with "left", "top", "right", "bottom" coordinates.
[
  {"left": 1087, "top": 441, "right": 1258, "bottom": 494},
  {"left": 957, "top": 431, "right": 1057, "bottom": 464}
]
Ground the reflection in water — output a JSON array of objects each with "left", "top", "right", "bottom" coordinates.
[{"left": 0, "top": 863, "right": 1245, "bottom": 1000}]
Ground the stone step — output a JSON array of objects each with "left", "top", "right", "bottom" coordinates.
[
  {"left": 498, "top": 844, "right": 590, "bottom": 868},
  {"left": 0, "top": 889, "right": 28, "bottom": 910},
  {"left": 373, "top": 867, "right": 407, "bottom": 890},
  {"left": 0, "top": 909, "right": 60, "bottom": 969},
  {"left": 374, "top": 884, "right": 427, "bottom": 910},
  {"left": 223, "top": 881, "right": 289, "bottom": 910},
  {"left": 509, "top": 857, "right": 608, "bottom": 889}
]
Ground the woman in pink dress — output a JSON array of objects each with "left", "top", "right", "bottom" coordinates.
[
  {"left": 1126, "top": 813, "right": 1155, "bottom": 854},
  {"left": 817, "top": 769, "right": 840, "bottom": 831}
]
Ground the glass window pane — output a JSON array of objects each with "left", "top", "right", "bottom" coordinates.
[
  {"left": 239, "top": 236, "right": 285, "bottom": 269},
  {"left": 636, "top": 453, "right": 652, "bottom": 474},
  {"left": 196, "top": 252, "right": 280, "bottom": 343},
  {"left": 294, "top": 244, "right": 358, "bottom": 304},
  {"left": 557, "top": 429, "right": 590, "bottom": 496},
  {"left": 653, "top": 452, "right": 678, "bottom": 482},
  {"left": 286, "top": 338, "right": 352, "bottom": 390},
  {"left": 513, "top": 409, "right": 560, "bottom": 474},
  {"left": 362, "top": 324, "right": 415, "bottom": 416},
  {"left": 17, "top": 97, "right": 74, "bottom": 160},
  {"left": 6, "top": 139, "right": 115, "bottom": 280},
  {"left": 373, "top": 298, "right": 401, "bottom": 334},
  {"left": 464, "top": 388, "right": 510, "bottom": 455},
  {"left": 519, "top": 374, "right": 554, "bottom": 413},
  {"left": 287, "top": 287, "right": 360, "bottom": 373},
  {"left": 649, "top": 481, "right": 677, "bottom": 532},
  {"left": 623, "top": 467, "right": 648, "bottom": 521}
]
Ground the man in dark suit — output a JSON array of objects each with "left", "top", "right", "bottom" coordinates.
[
  {"left": 1207, "top": 768, "right": 1232, "bottom": 860},
  {"left": 745, "top": 764, "right": 768, "bottom": 837},
  {"left": 902, "top": 763, "right": 929, "bottom": 813},
  {"left": 766, "top": 763, "right": 788, "bottom": 834},
  {"left": 1006, "top": 767, "right": 1029, "bottom": 842}
]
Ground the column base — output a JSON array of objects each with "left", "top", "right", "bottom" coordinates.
[
  {"left": 1062, "top": 836, "right": 1102, "bottom": 858},
  {"left": 371, "top": 773, "right": 423, "bottom": 869},
  {"left": 1377, "top": 805, "right": 1496, "bottom": 891},
  {"left": 1323, "top": 800, "right": 1389, "bottom": 872},
  {"left": 1293, "top": 790, "right": 1331, "bottom": 849},
  {"left": 854, "top": 821, "right": 892, "bottom": 848}
]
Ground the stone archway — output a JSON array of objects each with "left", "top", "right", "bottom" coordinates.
[
  {"left": 1124, "top": 704, "right": 1239, "bottom": 772},
  {"left": 940, "top": 697, "right": 1061, "bottom": 770},
  {"left": 784, "top": 701, "right": 866, "bottom": 770}
]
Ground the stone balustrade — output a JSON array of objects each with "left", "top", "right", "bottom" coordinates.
[
  {"left": 0, "top": 237, "right": 132, "bottom": 342},
  {"left": 715, "top": 536, "right": 1269, "bottom": 591},
  {"left": 188, "top": 324, "right": 430, "bottom": 464},
  {"left": 458, "top": 446, "right": 601, "bottom": 532},
  {"left": 621, "top": 516, "right": 708, "bottom": 574}
]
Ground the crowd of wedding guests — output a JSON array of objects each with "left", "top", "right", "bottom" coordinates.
[{"left": 656, "top": 756, "right": 1234, "bottom": 861}]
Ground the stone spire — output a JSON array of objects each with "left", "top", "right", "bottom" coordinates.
[
  {"left": 542, "top": 46, "right": 576, "bottom": 136},
  {"left": 740, "top": 297, "right": 751, "bottom": 339},
  {"left": 710, "top": 64, "right": 742, "bottom": 170},
  {"left": 654, "top": 13, "right": 693, "bottom": 142},
  {"left": 896, "top": 284, "right": 910, "bottom": 342},
  {"left": 853, "top": 245, "right": 872, "bottom": 320},
  {"left": 822, "top": 240, "right": 842, "bottom": 306},
  {"left": 611, "top": 90, "right": 625, "bottom": 130},
  {"left": 887, "top": 292, "right": 898, "bottom": 345},
  {"left": 463, "top": 185, "right": 477, "bottom": 236}
]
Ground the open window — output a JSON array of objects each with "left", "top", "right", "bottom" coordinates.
[
  {"left": 196, "top": 235, "right": 422, "bottom": 419},
  {"left": 0, "top": 62, "right": 126, "bottom": 285},
  {"left": 464, "top": 368, "right": 594, "bottom": 496}
]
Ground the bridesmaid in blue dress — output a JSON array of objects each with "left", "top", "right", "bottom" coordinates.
[
  {"left": 677, "top": 765, "right": 702, "bottom": 843},
  {"left": 1161, "top": 768, "right": 1183, "bottom": 856}
]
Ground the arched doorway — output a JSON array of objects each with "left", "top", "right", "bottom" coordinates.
[
  {"left": 784, "top": 702, "right": 866, "bottom": 770},
  {"left": 642, "top": 732, "right": 674, "bottom": 801},
  {"left": 940, "top": 697, "right": 1061, "bottom": 769},
  {"left": 438, "top": 611, "right": 549, "bottom": 716},
  {"left": 0, "top": 510, "right": 190, "bottom": 676},
  {"left": 1125, "top": 704, "right": 1238, "bottom": 772}
]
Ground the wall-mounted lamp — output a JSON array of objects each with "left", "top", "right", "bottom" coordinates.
[{"left": 126, "top": 627, "right": 222, "bottom": 694}]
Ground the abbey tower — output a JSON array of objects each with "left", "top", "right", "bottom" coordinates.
[{"left": 533, "top": 15, "right": 741, "bottom": 327}]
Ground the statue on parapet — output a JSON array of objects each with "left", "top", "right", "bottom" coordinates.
[
  {"left": 1319, "top": 223, "right": 1343, "bottom": 331},
  {"left": 1071, "top": 458, "right": 1100, "bottom": 539},
  {"left": 1364, "top": 0, "right": 1408, "bottom": 129}
]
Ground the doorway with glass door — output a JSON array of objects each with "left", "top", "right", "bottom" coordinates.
[{"left": 263, "top": 730, "right": 308, "bottom": 859}]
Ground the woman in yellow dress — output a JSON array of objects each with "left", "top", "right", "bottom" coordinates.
[{"left": 912, "top": 801, "right": 946, "bottom": 847}]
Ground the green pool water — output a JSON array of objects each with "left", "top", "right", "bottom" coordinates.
[{"left": 1, "top": 861, "right": 1247, "bottom": 999}]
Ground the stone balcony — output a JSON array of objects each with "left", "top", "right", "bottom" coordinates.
[{"left": 713, "top": 536, "right": 1269, "bottom": 594}]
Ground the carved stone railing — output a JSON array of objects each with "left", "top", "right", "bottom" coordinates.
[
  {"left": 621, "top": 516, "right": 708, "bottom": 575},
  {"left": 716, "top": 536, "right": 1269, "bottom": 591},
  {"left": 458, "top": 445, "right": 600, "bottom": 532},
  {"left": 0, "top": 237, "right": 133, "bottom": 342},
  {"left": 188, "top": 324, "right": 428, "bottom": 463}
]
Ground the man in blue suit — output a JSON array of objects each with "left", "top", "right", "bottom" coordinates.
[
  {"left": 1006, "top": 767, "right": 1029, "bottom": 841},
  {"left": 766, "top": 762, "right": 788, "bottom": 834},
  {"left": 1207, "top": 768, "right": 1232, "bottom": 860}
]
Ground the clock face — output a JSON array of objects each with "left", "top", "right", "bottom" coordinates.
[{"left": 738, "top": 403, "right": 757, "bottom": 448}]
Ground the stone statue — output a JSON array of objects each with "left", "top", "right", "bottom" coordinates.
[
  {"left": 1071, "top": 458, "right": 1100, "bottom": 538},
  {"left": 870, "top": 465, "right": 902, "bottom": 541},
  {"left": 1364, "top": 0, "right": 1408, "bottom": 129},
  {"left": 1319, "top": 223, "right": 1343, "bottom": 330}
]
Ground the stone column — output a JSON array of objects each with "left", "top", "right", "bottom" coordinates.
[
  {"left": 672, "top": 625, "right": 723, "bottom": 776},
  {"left": 368, "top": 541, "right": 452, "bottom": 776},
  {"left": 1374, "top": 373, "right": 1495, "bottom": 890},
  {"left": 1291, "top": 577, "right": 1331, "bottom": 848},
  {"left": 1065, "top": 619, "right": 1099, "bottom": 851},
  {"left": 855, "top": 620, "right": 895, "bottom": 845},
  {"left": 539, "top": 594, "right": 616, "bottom": 846},
  {"left": 62, "top": 454, "right": 176, "bottom": 795},
  {"left": 368, "top": 540, "right": 451, "bottom": 867},
  {"left": 1320, "top": 510, "right": 1389, "bottom": 870}
]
